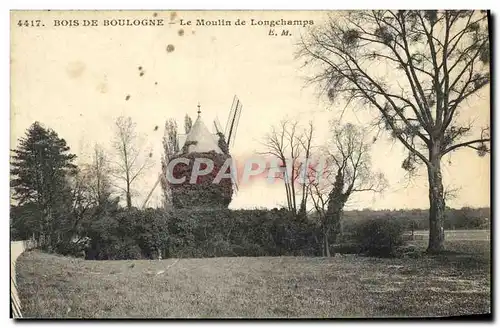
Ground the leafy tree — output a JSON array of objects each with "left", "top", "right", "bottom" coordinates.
[
  {"left": 10, "top": 203, "right": 41, "bottom": 241},
  {"left": 299, "top": 10, "right": 490, "bottom": 252},
  {"left": 160, "top": 119, "right": 179, "bottom": 208},
  {"left": 10, "top": 121, "right": 77, "bottom": 248},
  {"left": 184, "top": 114, "right": 193, "bottom": 134}
]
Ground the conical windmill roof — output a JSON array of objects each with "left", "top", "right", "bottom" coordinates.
[{"left": 180, "top": 114, "right": 223, "bottom": 154}]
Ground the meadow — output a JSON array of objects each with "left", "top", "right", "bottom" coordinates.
[{"left": 15, "top": 230, "right": 491, "bottom": 318}]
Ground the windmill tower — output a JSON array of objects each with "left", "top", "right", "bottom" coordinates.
[{"left": 142, "top": 97, "right": 243, "bottom": 209}]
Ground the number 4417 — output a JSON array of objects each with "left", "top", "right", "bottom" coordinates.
[{"left": 17, "top": 20, "right": 43, "bottom": 27}]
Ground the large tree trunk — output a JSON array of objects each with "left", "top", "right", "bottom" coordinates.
[
  {"left": 325, "top": 169, "right": 346, "bottom": 252},
  {"left": 321, "top": 206, "right": 342, "bottom": 257},
  {"left": 284, "top": 182, "right": 292, "bottom": 211},
  {"left": 290, "top": 171, "right": 297, "bottom": 214},
  {"left": 323, "top": 226, "right": 331, "bottom": 257},
  {"left": 326, "top": 195, "right": 344, "bottom": 254},
  {"left": 427, "top": 147, "right": 446, "bottom": 253},
  {"left": 126, "top": 182, "right": 132, "bottom": 209}
]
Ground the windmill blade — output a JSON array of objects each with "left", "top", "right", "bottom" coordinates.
[
  {"left": 227, "top": 97, "right": 242, "bottom": 147},
  {"left": 213, "top": 117, "right": 223, "bottom": 135},
  {"left": 225, "top": 95, "right": 237, "bottom": 137},
  {"left": 226, "top": 97, "right": 239, "bottom": 146},
  {"left": 142, "top": 173, "right": 162, "bottom": 208},
  {"left": 229, "top": 103, "right": 242, "bottom": 147}
]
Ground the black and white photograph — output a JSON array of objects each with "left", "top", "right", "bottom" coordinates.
[{"left": 9, "top": 9, "right": 491, "bottom": 319}]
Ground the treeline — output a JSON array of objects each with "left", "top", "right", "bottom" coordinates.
[
  {"left": 341, "top": 207, "right": 490, "bottom": 230},
  {"left": 10, "top": 201, "right": 490, "bottom": 260},
  {"left": 11, "top": 204, "right": 490, "bottom": 244}
]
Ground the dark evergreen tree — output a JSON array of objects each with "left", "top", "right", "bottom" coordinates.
[{"left": 10, "top": 121, "right": 77, "bottom": 248}]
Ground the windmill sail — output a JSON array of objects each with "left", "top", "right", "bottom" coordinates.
[
  {"left": 225, "top": 96, "right": 237, "bottom": 137},
  {"left": 213, "top": 116, "right": 223, "bottom": 135},
  {"left": 226, "top": 96, "right": 242, "bottom": 147},
  {"left": 229, "top": 104, "right": 242, "bottom": 147},
  {"left": 142, "top": 172, "right": 162, "bottom": 208}
]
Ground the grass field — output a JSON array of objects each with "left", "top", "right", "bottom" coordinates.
[
  {"left": 411, "top": 229, "right": 490, "bottom": 241},
  {"left": 16, "top": 231, "right": 491, "bottom": 318}
]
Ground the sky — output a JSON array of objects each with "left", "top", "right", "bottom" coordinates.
[{"left": 10, "top": 10, "right": 490, "bottom": 210}]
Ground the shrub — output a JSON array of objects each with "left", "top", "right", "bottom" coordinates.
[
  {"left": 333, "top": 242, "right": 362, "bottom": 254},
  {"left": 353, "top": 218, "right": 406, "bottom": 257},
  {"left": 54, "top": 238, "right": 89, "bottom": 258},
  {"left": 84, "top": 208, "right": 169, "bottom": 260}
]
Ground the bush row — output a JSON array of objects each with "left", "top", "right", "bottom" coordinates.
[
  {"left": 341, "top": 207, "right": 490, "bottom": 231},
  {"left": 12, "top": 204, "right": 409, "bottom": 259},
  {"left": 82, "top": 208, "right": 323, "bottom": 260}
]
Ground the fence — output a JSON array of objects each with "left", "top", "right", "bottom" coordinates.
[{"left": 10, "top": 239, "right": 37, "bottom": 319}]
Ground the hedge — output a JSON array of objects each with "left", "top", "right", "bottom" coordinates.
[
  {"left": 82, "top": 208, "right": 322, "bottom": 260},
  {"left": 165, "top": 208, "right": 321, "bottom": 258}
]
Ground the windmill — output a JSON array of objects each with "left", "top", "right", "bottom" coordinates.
[{"left": 142, "top": 96, "right": 243, "bottom": 208}]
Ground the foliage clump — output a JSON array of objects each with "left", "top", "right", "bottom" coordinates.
[{"left": 353, "top": 218, "right": 406, "bottom": 257}]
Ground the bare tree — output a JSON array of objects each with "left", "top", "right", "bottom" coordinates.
[
  {"left": 298, "top": 10, "right": 490, "bottom": 252},
  {"left": 309, "top": 122, "right": 387, "bottom": 257},
  {"left": 297, "top": 121, "right": 315, "bottom": 217},
  {"left": 65, "top": 166, "right": 97, "bottom": 242},
  {"left": 112, "top": 116, "right": 153, "bottom": 209},
  {"left": 65, "top": 144, "right": 113, "bottom": 240},
  {"left": 261, "top": 119, "right": 305, "bottom": 214},
  {"left": 308, "top": 174, "right": 334, "bottom": 256},
  {"left": 88, "top": 144, "right": 113, "bottom": 206},
  {"left": 160, "top": 119, "right": 179, "bottom": 209}
]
